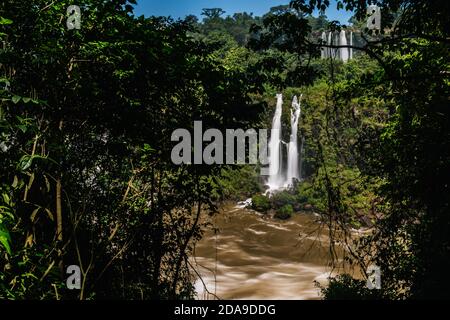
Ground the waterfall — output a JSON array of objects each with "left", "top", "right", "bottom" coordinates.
[
  {"left": 334, "top": 32, "right": 340, "bottom": 60},
  {"left": 321, "top": 32, "right": 327, "bottom": 59},
  {"left": 322, "top": 31, "right": 353, "bottom": 62},
  {"left": 339, "top": 30, "right": 349, "bottom": 63},
  {"left": 327, "top": 32, "right": 332, "bottom": 58},
  {"left": 267, "top": 94, "right": 284, "bottom": 191},
  {"left": 285, "top": 95, "right": 302, "bottom": 187},
  {"left": 266, "top": 94, "right": 304, "bottom": 192}
]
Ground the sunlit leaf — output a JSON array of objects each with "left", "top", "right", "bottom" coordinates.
[
  {"left": 0, "top": 224, "right": 12, "bottom": 255},
  {"left": 12, "top": 95, "right": 21, "bottom": 104}
]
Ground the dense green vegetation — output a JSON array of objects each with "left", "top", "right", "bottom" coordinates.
[
  {"left": 0, "top": 0, "right": 267, "bottom": 299},
  {"left": 245, "top": 0, "right": 450, "bottom": 299},
  {"left": 1, "top": 0, "right": 449, "bottom": 300},
  {"left": 190, "top": 0, "right": 450, "bottom": 300}
]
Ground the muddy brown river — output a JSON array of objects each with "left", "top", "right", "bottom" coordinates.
[{"left": 192, "top": 203, "right": 351, "bottom": 300}]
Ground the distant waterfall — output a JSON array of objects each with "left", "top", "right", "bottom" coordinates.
[
  {"left": 339, "top": 30, "right": 349, "bottom": 62},
  {"left": 321, "top": 31, "right": 353, "bottom": 63},
  {"left": 285, "top": 95, "right": 302, "bottom": 187},
  {"left": 321, "top": 32, "right": 327, "bottom": 58},
  {"left": 327, "top": 32, "right": 332, "bottom": 58},
  {"left": 267, "top": 94, "right": 284, "bottom": 191}
]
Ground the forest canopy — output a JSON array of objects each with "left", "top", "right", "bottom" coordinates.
[{"left": 0, "top": 0, "right": 449, "bottom": 300}]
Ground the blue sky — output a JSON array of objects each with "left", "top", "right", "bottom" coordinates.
[{"left": 133, "top": 0, "right": 354, "bottom": 24}]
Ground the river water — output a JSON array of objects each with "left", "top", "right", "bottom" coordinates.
[{"left": 192, "top": 203, "right": 344, "bottom": 300}]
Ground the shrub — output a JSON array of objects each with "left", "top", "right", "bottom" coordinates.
[
  {"left": 316, "top": 274, "right": 383, "bottom": 300},
  {"left": 251, "top": 194, "right": 271, "bottom": 212},
  {"left": 271, "top": 191, "right": 297, "bottom": 208},
  {"left": 214, "top": 166, "right": 262, "bottom": 201},
  {"left": 295, "top": 180, "right": 327, "bottom": 211},
  {"left": 274, "top": 204, "right": 294, "bottom": 220}
]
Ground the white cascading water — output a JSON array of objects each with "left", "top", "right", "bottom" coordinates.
[
  {"left": 285, "top": 95, "right": 302, "bottom": 187},
  {"left": 339, "top": 30, "right": 349, "bottom": 63},
  {"left": 267, "top": 94, "right": 284, "bottom": 191},
  {"left": 321, "top": 32, "right": 327, "bottom": 59},
  {"left": 321, "top": 31, "right": 353, "bottom": 62},
  {"left": 327, "top": 32, "right": 332, "bottom": 58},
  {"left": 334, "top": 33, "right": 340, "bottom": 60}
]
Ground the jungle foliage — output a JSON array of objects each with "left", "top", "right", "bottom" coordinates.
[
  {"left": 0, "top": 0, "right": 266, "bottom": 299},
  {"left": 247, "top": 0, "right": 450, "bottom": 299},
  {"left": 1, "top": 0, "right": 449, "bottom": 301}
]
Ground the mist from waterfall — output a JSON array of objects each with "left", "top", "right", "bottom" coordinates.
[
  {"left": 267, "top": 94, "right": 284, "bottom": 191},
  {"left": 285, "top": 95, "right": 302, "bottom": 187}
]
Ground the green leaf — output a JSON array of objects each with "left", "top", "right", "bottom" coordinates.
[
  {"left": 27, "top": 172, "right": 35, "bottom": 190},
  {"left": 0, "top": 236, "right": 11, "bottom": 254},
  {"left": 0, "top": 17, "right": 13, "bottom": 25},
  {"left": 0, "top": 224, "right": 12, "bottom": 255},
  {"left": 12, "top": 95, "right": 21, "bottom": 104},
  {"left": 143, "top": 143, "right": 155, "bottom": 152},
  {"left": 30, "top": 207, "right": 40, "bottom": 222},
  {"left": 0, "top": 78, "right": 10, "bottom": 86},
  {"left": 44, "top": 208, "right": 54, "bottom": 221},
  {"left": 12, "top": 175, "right": 18, "bottom": 188},
  {"left": 2, "top": 193, "right": 10, "bottom": 205},
  {"left": 44, "top": 175, "right": 51, "bottom": 192},
  {"left": 17, "top": 125, "right": 27, "bottom": 133},
  {"left": 18, "top": 155, "right": 33, "bottom": 171},
  {"left": 0, "top": 206, "right": 14, "bottom": 220}
]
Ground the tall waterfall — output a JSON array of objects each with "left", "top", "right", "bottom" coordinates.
[
  {"left": 285, "top": 95, "right": 302, "bottom": 187},
  {"left": 321, "top": 32, "right": 327, "bottom": 58},
  {"left": 267, "top": 94, "right": 284, "bottom": 191},
  {"left": 266, "top": 94, "right": 304, "bottom": 192},
  {"left": 339, "top": 30, "right": 349, "bottom": 62}
]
